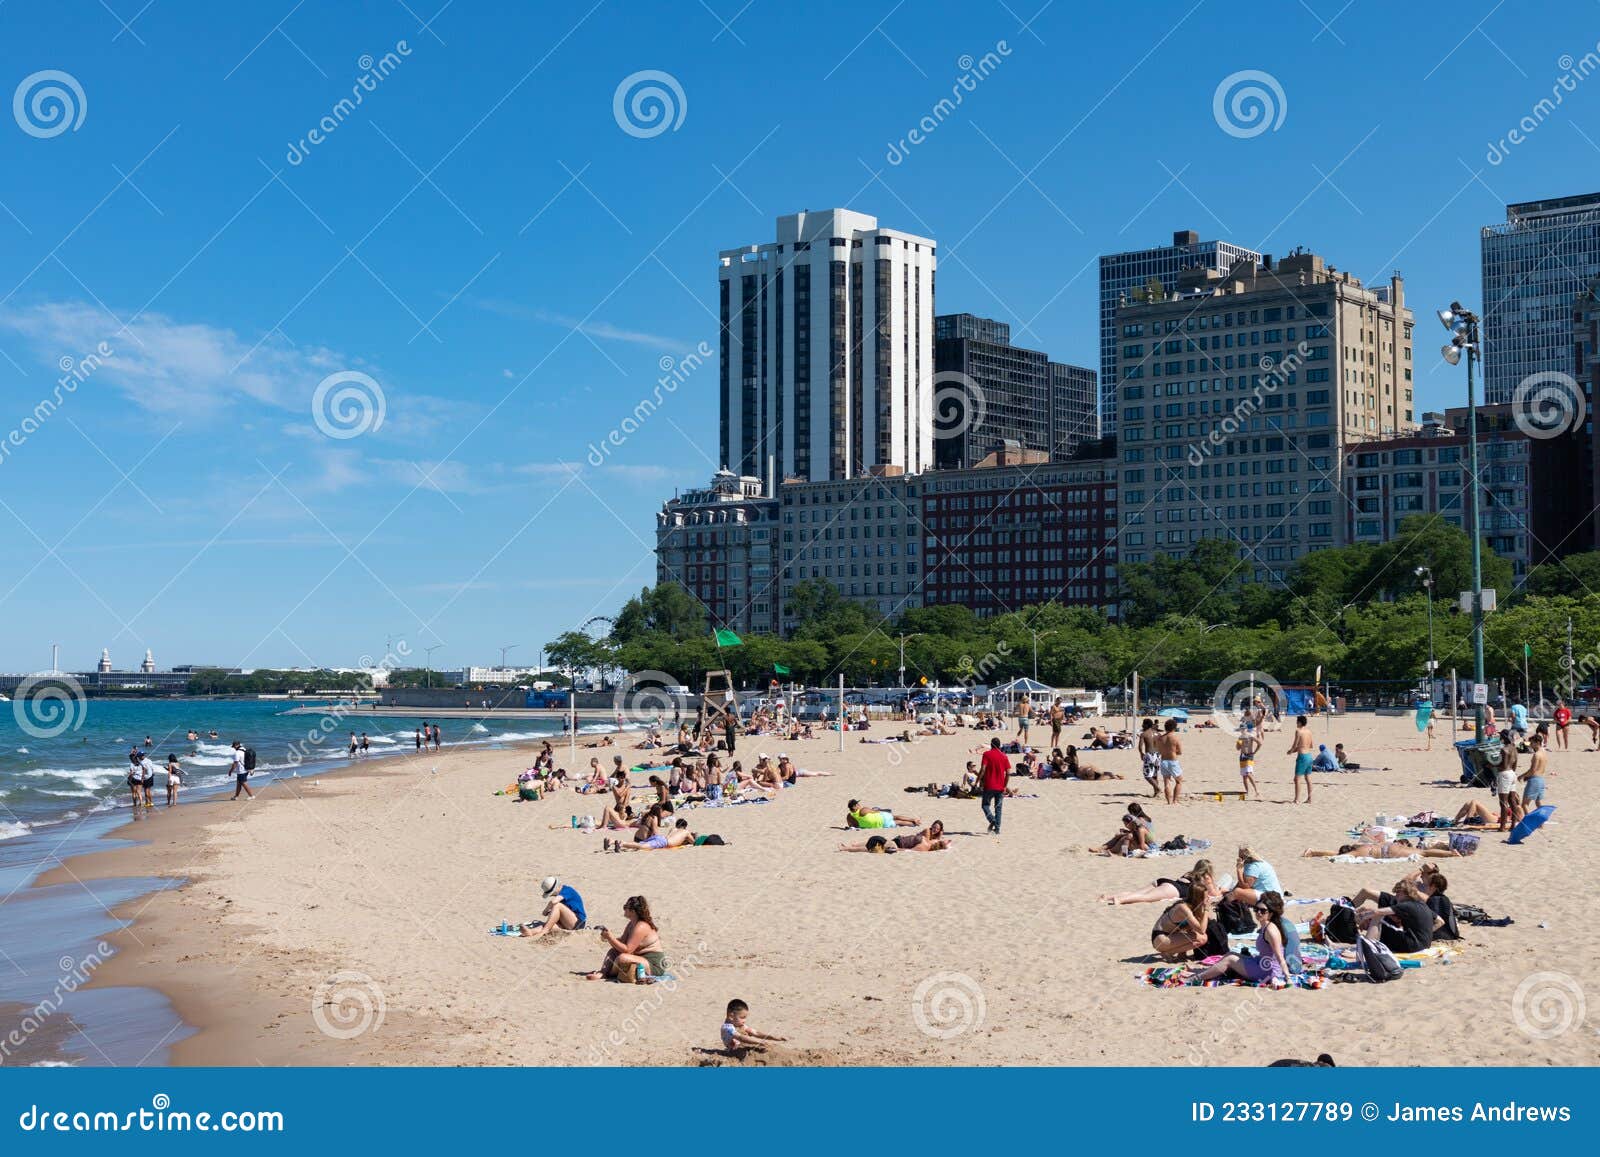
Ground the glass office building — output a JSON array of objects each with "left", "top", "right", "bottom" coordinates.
[{"left": 1481, "top": 192, "right": 1600, "bottom": 404}]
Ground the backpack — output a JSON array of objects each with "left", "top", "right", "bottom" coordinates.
[
  {"left": 1354, "top": 931, "right": 1404, "bottom": 982},
  {"left": 1323, "top": 902, "right": 1359, "bottom": 944},
  {"left": 243, "top": 747, "right": 258, "bottom": 772},
  {"left": 1216, "top": 898, "right": 1257, "bottom": 936}
]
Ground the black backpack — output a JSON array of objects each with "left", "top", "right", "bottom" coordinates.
[
  {"left": 1215, "top": 898, "right": 1257, "bottom": 936},
  {"left": 1355, "top": 931, "right": 1404, "bottom": 982},
  {"left": 1323, "top": 902, "right": 1359, "bottom": 944},
  {"left": 243, "top": 747, "right": 258, "bottom": 772}
]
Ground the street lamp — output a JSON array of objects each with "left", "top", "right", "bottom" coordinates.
[
  {"left": 1415, "top": 566, "right": 1436, "bottom": 693},
  {"left": 499, "top": 643, "right": 519, "bottom": 670},
  {"left": 898, "top": 632, "right": 922, "bottom": 691},
  {"left": 424, "top": 644, "right": 442, "bottom": 688},
  {"left": 1438, "top": 301, "right": 1488, "bottom": 741}
]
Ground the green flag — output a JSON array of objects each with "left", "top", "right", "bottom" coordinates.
[
  {"left": 714, "top": 628, "right": 743, "bottom": 648},
  {"left": 1524, "top": 643, "right": 1532, "bottom": 659},
  {"left": 773, "top": 662, "right": 791, "bottom": 676}
]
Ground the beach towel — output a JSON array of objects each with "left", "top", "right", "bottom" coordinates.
[
  {"left": 1134, "top": 838, "right": 1213, "bottom": 858},
  {"left": 1327, "top": 853, "right": 1421, "bottom": 864},
  {"left": 1284, "top": 897, "right": 1341, "bottom": 906},
  {"left": 1137, "top": 965, "right": 1327, "bottom": 990}
]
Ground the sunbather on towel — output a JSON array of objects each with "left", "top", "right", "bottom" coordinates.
[
  {"left": 1090, "top": 803, "right": 1153, "bottom": 855},
  {"left": 846, "top": 800, "right": 920, "bottom": 829},
  {"left": 839, "top": 822, "right": 951, "bottom": 853},
  {"left": 1302, "top": 837, "right": 1459, "bottom": 859},
  {"left": 1099, "top": 858, "right": 1216, "bottom": 906},
  {"left": 1149, "top": 877, "right": 1213, "bottom": 962}
]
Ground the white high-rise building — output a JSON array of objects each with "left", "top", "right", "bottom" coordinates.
[{"left": 718, "top": 209, "right": 937, "bottom": 485}]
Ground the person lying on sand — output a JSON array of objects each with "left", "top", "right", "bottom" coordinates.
[
  {"left": 582, "top": 735, "right": 616, "bottom": 748},
  {"left": 1453, "top": 800, "right": 1495, "bottom": 826},
  {"left": 839, "top": 826, "right": 951, "bottom": 853},
  {"left": 1150, "top": 877, "right": 1213, "bottom": 962},
  {"left": 721, "top": 999, "right": 787, "bottom": 1053},
  {"left": 1301, "top": 837, "right": 1459, "bottom": 859},
  {"left": 777, "top": 754, "right": 831, "bottom": 782},
  {"left": 1065, "top": 745, "right": 1123, "bottom": 780},
  {"left": 607, "top": 817, "right": 697, "bottom": 851},
  {"left": 1099, "top": 858, "right": 1216, "bottom": 906},
  {"left": 584, "top": 896, "right": 668, "bottom": 983},
  {"left": 845, "top": 800, "right": 919, "bottom": 829}
]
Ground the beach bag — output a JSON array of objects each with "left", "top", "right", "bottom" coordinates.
[
  {"left": 1159, "top": 835, "right": 1189, "bottom": 852},
  {"left": 1216, "top": 898, "right": 1256, "bottom": 937},
  {"left": 1448, "top": 832, "right": 1480, "bottom": 856},
  {"left": 1323, "top": 903, "right": 1359, "bottom": 944},
  {"left": 1354, "top": 932, "right": 1404, "bottom": 983},
  {"left": 242, "top": 748, "right": 258, "bottom": 772}
]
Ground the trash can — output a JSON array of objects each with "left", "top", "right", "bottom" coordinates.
[{"left": 1454, "top": 737, "right": 1501, "bottom": 786}]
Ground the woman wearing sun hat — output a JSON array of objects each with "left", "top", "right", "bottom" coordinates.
[{"left": 520, "top": 876, "right": 587, "bottom": 939}]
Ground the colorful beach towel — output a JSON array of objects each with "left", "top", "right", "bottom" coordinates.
[
  {"left": 1133, "top": 838, "right": 1213, "bottom": 858},
  {"left": 1327, "top": 853, "right": 1421, "bottom": 864},
  {"left": 1137, "top": 965, "right": 1327, "bottom": 990}
]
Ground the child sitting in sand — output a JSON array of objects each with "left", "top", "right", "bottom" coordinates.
[{"left": 721, "top": 999, "right": 787, "bottom": 1053}]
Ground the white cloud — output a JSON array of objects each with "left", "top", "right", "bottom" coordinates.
[
  {"left": 472, "top": 298, "right": 691, "bottom": 352},
  {"left": 0, "top": 300, "right": 348, "bottom": 416}
]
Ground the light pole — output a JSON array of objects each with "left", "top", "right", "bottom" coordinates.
[
  {"left": 499, "top": 643, "right": 518, "bottom": 671},
  {"left": 898, "top": 632, "right": 922, "bottom": 691},
  {"left": 1416, "top": 565, "right": 1436, "bottom": 695},
  {"left": 1439, "top": 302, "right": 1487, "bottom": 741},
  {"left": 424, "top": 644, "right": 442, "bottom": 688}
]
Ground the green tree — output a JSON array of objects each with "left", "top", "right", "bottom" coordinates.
[{"left": 611, "top": 583, "right": 708, "bottom": 643}]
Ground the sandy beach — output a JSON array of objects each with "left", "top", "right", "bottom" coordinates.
[{"left": 49, "top": 711, "right": 1597, "bottom": 1067}]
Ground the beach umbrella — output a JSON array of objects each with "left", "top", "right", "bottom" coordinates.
[{"left": 1158, "top": 707, "right": 1188, "bottom": 721}]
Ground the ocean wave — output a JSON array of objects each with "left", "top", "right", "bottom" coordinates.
[
  {"left": 0, "top": 820, "right": 31, "bottom": 841},
  {"left": 184, "top": 754, "right": 233, "bottom": 767},
  {"left": 23, "top": 767, "right": 129, "bottom": 788}
]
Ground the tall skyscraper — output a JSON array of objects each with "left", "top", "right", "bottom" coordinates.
[
  {"left": 932, "top": 313, "right": 1098, "bottom": 468},
  {"left": 1099, "top": 230, "right": 1261, "bottom": 438},
  {"left": 718, "top": 209, "right": 937, "bottom": 487},
  {"left": 1115, "top": 251, "right": 1413, "bottom": 584},
  {"left": 1481, "top": 192, "right": 1600, "bottom": 403}
]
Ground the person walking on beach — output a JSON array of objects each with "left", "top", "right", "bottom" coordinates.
[
  {"left": 1138, "top": 717, "right": 1160, "bottom": 798},
  {"left": 1236, "top": 723, "right": 1263, "bottom": 800},
  {"left": 165, "top": 754, "right": 182, "bottom": 806},
  {"left": 1049, "top": 698, "right": 1065, "bottom": 749},
  {"left": 1015, "top": 694, "right": 1032, "bottom": 743},
  {"left": 979, "top": 737, "right": 1011, "bottom": 835},
  {"left": 430, "top": 723, "right": 441, "bottom": 750},
  {"left": 360, "top": 732, "right": 371, "bottom": 755},
  {"left": 1553, "top": 700, "right": 1571, "bottom": 750},
  {"left": 230, "top": 741, "right": 254, "bottom": 800},
  {"left": 1156, "top": 718, "right": 1183, "bottom": 804},
  {"left": 1288, "top": 715, "right": 1316, "bottom": 803},
  {"left": 723, "top": 709, "right": 737, "bottom": 754},
  {"left": 348, "top": 732, "right": 359, "bottom": 758},
  {"left": 415, "top": 727, "right": 424, "bottom": 752}
]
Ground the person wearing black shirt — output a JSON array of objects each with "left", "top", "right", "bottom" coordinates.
[{"left": 1358, "top": 879, "right": 1438, "bottom": 953}]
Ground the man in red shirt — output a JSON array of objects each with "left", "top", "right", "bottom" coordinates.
[{"left": 979, "top": 737, "right": 1011, "bottom": 835}]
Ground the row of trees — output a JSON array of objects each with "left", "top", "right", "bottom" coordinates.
[{"left": 539, "top": 519, "right": 1600, "bottom": 694}]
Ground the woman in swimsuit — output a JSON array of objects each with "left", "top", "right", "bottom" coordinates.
[
  {"left": 1179, "top": 891, "right": 1293, "bottom": 986},
  {"left": 598, "top": 773, "right": 633, "bottom": 830},
  {"left": 1099, "top": 858, "right": 1214, "bottom": 906},
  {"left": 1091, "top": 804, "right": 1153, "bottom": 855},
  {"left": 1150, "top": 877, "right": 1212, "bottom": 961},
  {"left": 584, "top": 895, "right": 668, "bottom": 982},
  {"left": 1066, "top": 745, "right": 1123, "bottom": 780},
  {"left": 1301, "top": 838, "right": 1459, "bottom": 859}
]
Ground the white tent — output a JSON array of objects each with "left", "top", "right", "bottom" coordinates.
[{"left": 991, "top": 677, "right": 1053, "bottom": 710}]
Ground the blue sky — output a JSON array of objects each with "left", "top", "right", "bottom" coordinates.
[{"left": 0, "top": 0, "right": 1589, "bottom": 671}]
